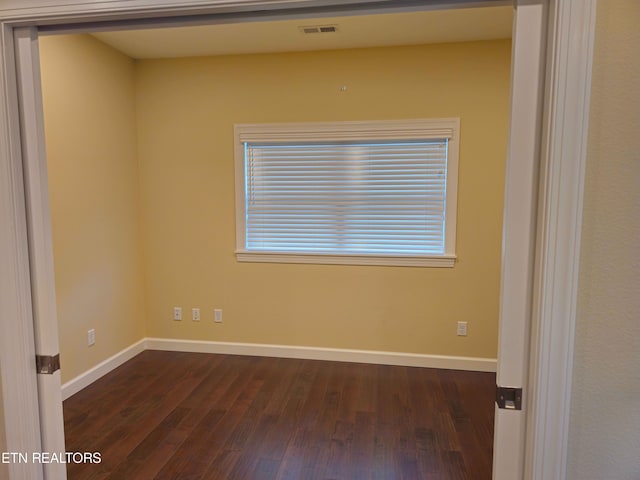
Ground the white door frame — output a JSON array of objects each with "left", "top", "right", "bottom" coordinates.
[
  {"left": 525, "top": 2, "right": 596, "bottom": 478},
  {"left": 0, "top": 1, "right": 596, "bottom": 479}
]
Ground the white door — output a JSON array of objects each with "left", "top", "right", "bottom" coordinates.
[
  {"left": 493, "top": 2, "right": 546, "bottom": 478},
  {"left": 14, "top": 26, "right": 67, "bottom": 480}
]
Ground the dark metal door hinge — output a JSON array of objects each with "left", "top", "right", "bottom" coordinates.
[
  {"left": 36, "top": 354, "right": 60, "bottom": 374},
  {"left": 496, "top": 386, "right": 522, "bottom": 410}
]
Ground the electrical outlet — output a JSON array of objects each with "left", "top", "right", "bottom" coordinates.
[
  {"left": 214, "top": 309, "right": 223, "bottom": 323},
  {"left": 457, "top": 321, "right": 468, "bottom": 336},
  {"left": 88, "top": 328, "right": 96, "bottom": 346},
  {"left": 192, "top": 307, "right": 200, "bottom": 321},
  {"left": 173, "top": 306, "right": 182, "bottom": 321}
]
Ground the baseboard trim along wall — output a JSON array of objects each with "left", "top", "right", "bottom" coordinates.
[
  {"left": 61, "top": 339, "right": 146, "bottom": 400},
  {"left": 62, "top": 337, "right": 497, "bottom": 399},
  {"left": 146, "top": 338, "right": 497, "bottom": 371}
]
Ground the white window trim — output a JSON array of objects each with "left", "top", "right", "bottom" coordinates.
[{"left": 234, "top": 118, "right": 459, "bottom": 267}]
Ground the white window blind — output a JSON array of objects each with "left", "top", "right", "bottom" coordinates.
[
  {"left": 234, "top": 119, "right": 459, "bottom": 267},
  {"left": 245, "top": 141, "right": 448, "bottom": 255}
]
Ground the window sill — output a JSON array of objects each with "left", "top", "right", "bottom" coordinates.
[{"left": 235, "top": 251, "right": 456, "bottom": 268}]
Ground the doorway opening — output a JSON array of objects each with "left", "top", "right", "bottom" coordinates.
[{"left": 38, "top": 6, "right": 512, "bottom": 477}]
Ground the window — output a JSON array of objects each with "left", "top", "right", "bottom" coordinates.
[{"left": 234, "top": 119, "right": 459, "bottom": 267}]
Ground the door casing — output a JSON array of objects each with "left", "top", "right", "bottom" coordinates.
[{"left": 0, "top": 1, "right": 596, "bottom": 479}]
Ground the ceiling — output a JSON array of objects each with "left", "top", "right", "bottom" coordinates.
[{"left": 92, "top": 5, "right": 513, "bottom": 59}]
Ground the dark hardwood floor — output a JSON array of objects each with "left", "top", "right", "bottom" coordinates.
[{"left": 63, "top": 350, "right": 495, "bottom": 479}]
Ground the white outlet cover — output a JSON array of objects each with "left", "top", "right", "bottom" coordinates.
[
  {"left": 173, "top": 306, "right": 182, "bottom": 321},
  {"left": 192, "top": 307, "right": 200, "bottom": 321},
  {"left": 214, "top": 309, "right": 223, "bottom": 323},
  {"left": 87, "top": 329, "right": 95, "bottom": 346},
  {"left": 457, "top": 321, "right": 468, "bottom": 336}
]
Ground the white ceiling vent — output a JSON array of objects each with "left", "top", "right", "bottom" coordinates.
[{"left": 299, "top": 25, "right": 339, "bottom": 35}]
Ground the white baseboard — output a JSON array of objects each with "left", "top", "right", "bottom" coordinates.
[
  {"left": 61, "top": 337, "right": 496, "bottom": 399},
  {"left": 145, "top": 337, "right": 497, "bottom": 372},
  {"left": 61, "top": 339, "right": 146, "bottom": 400}
]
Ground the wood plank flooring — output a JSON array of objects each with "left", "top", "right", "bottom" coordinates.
[{"left": 63, "top": 350, "right": 495, "bottom": 479}]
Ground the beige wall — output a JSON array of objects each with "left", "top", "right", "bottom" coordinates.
[
  {"left": 136, "top": 40, "right": 511, "bottom": 358},
  {"left": 568, "top": 1, "right": 640, "bottom": 478},
  {"left": 38, "top": 36, "right": 509, "bottom": 385},
  {"left": 40, "top": 35, "right": 147, "bottom": 383},
  {"left": 0, "top": 369, "right": 7, "bottom": 479}
]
